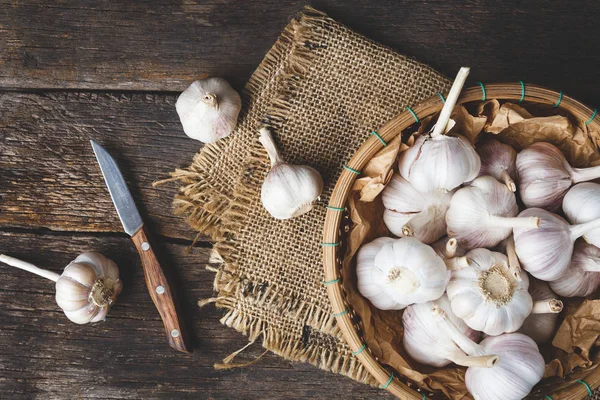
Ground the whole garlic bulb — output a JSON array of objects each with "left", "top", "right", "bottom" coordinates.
[
  {"left": 514, "top": 208, "right": 600, "bottom": 281},
  {"left": 517, "top": 142, "right": 600, "bottom": 212},
  {"left": 259, "top": 127, "right": 323, "bottom": 220},
  {"left": 382, "top": 173, "right": 453, "bottom": 243},
  {"left": 550, "top": 241, "right": 600, "bottom": 297},
  {"left": 446, "top": 176, "right": 540, "bottom": 250},
  {"left": 563, "top": 182, "right": 600, "bottom": 247},
  {"left": 465, "top": 333, "right": 545, "bottom": 400},
  {"left": 175, "top": 78, "right": 242, "bottom": 143},
  {"left": 0, "top": 252, "right": 122, "bottom": 324},
  {"left": 403, "top": 295, "right": 484, "bottom": 367},
  {"left": 356, "top": 236, "right": 449, "bottom": 310},
  {"left": 518, "top": 278, "right": 563, "bottom": 344},
  {"left": 476, "top": 139, "right": 517, "bottom": 192},
  {"left": 446, "top": 248, "right": 533, "bottom": 336}
]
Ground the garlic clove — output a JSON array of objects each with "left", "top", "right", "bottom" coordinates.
[
  {"left": 63, "top": 302, "right": 102, "bottom": 325},
  {"left": 563, "top": 182, "right": 600, "bottom": 247},
  {"left": 476, "top": 139, "right": 517, "bottom": 192},
  {"left": 549, "top": 241, "right": 600, "bottom": 297}
]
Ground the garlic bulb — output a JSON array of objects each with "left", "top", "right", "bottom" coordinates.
[
  {"left": 382, "top": 173, "right": 453, "bottom": 243},
  {"left": 398, "top": 67, "right": 481, "bottom": 192},
  {"left": 514, "top": 208, "right": 600, "bottom": 281},
  {"left": 563, "top": 182, "right": 600, "bottom": 247},
  {"left": 517, "top": 142, "right": 600, "bottom": 212},
  {"left": 259, "top": 127, "right": 323, "bottom": 220},
  {"left": 446, "top": 248, "right": 533, "bottom": 336},
  {"left": 175, "top": 77, "right": 242, "bottom": 143},
  {"left": 446, "top": 176, "right": 540, "bottom": 250},
  {"left": 465, "top": 333, "right": 545, "bottom": 400},
  {"left": 356, "top": 236, "right": 449, "bottom": 310},
  {"left": 518, "top": 278, "right": 563, "bottom": 344},
  {"left": 476, "top": 139, "right": 517, "bottom": 192},
  {"left": 0, "top": 252, "right": 122, "bottom": 324},
  {"left": 550, "top": 241, "right": 600, "bottom": 297},
  {"left": 403, "top": 295, "right": 484, "bottom": 367}
]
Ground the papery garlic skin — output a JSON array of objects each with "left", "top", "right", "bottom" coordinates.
[
  {"left": 176, "top": 78, "right": 242, "bottom": 143},
  {"left": 518, "top": 278, "right": 563, "bottom": 344},
  {"left": 446, "top": 176, "right": 539, "bottom": 250},
  {"left": 447, "top": 248, "right": 533, "bottom": 336},
  {"left": 55, "top": 252, "right": 123, "bottom": 324},
  {"left": 382, "top": 174, "right": 453, "bottom": 243},
  {"left": 476, "top": 139, "right": 517, "bottom": 192},
  {"left": 563, "top": 183, "right": 600, "bottom": 247},
  {"left": 465, "top": 333, "right": 545, "bottom": 400},
  {"left": 550, "top": 241, "right": 600, "bottom": 297},
  {"left": 356, "top": 237, "right": 449, "bottom": 310}
]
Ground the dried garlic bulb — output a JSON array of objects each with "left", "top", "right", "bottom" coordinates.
[
  {"left": 259, "top": 127, "right": 323, "bottom": 220},
  {"left": 518, "top": 278, "right": 563, "bottom": 344},
  {"left": 382, "top": 173, "right": 453, "bottom": 244},
  {"left": 176, "top": 77, "right": 242, "bottom": 143},
  {"left": 563, "top": 182, "right": 600, "bottom": 247},
  {"left": 476, "top": 139, "right": 517, "bottom": 192},
  {"left": 550, "top": 241, "right": 600, "bottom": 297},
  {"left": 0, "top": 252, "right": 122, "bottom": 324}
]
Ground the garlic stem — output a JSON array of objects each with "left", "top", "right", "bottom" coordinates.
[
  {"left": 505, "top": 236, "right": 522, "bottom": 281},
  {"left": 433, "top": 305, "right": 489, "bottom": 359},
  {"left": 487, "top": 215, "right": 540, "bottom": 229},
  {"left": 259, "top": 127, "right": 284, "bottom": 167},
  {"left": 446, "top": 348, "right": 499, "bottom": 368},
  {"left": 401, "top": 205, "right": 441, "bottom": 238},
  {"left": 201, "top": 92, "right": 218, "bottom": 107},
  {"left": 571, "top": 165, "right": 600, "bottom": 183},
  {"left": 0, "top": 254, "right": 60, "bottom": 282},
  {"left": 532, "top": 299, "right": 563, "bottom": 314},
  {"left": 446, "top": 238, "right": 458, "bottom": 258},
  {"left": 431, "top": 67, "right": 470, "bottom": 138},
  {"left": 569, "top": 217, "right": 600, "bottom": 241},
  {"left": 445, "top": 256, "right": 470, "bottom": 271},
  {"left": 582, "top": 259, "right": 600, "bottom": 272},
  {"left": 500, "top": 170, "right": 516, "bottom": 192}
]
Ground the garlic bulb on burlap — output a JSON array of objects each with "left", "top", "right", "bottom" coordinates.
[
  {"left": 518, "top": 278, "right": 563, "bottom": 344},
  {"left": 465, "top": 333, "right": 545, "bottom": 400},
  {"left": 356, "top": 237, "right": 448, "bottom": 310},
  {"left": 398, "top": 67, "right": 481, "bottom": 192},
  {"left": 550, "top": 241, "right": 600, "bottom": 297},
  {"left": 563, "top": 182, "right": 600, "bottom": 247},
  {"left": 476, "top": 139, "right": 517, "bottom": 192},
  {"left": 446, "top": 248, "right": 533, "bottom": 336},
  {"left": 259, "top": 127, "right": 323, "bottom": 220},
  {"left": 514, "top": 208, "right": 600, "bottom": 281},
  {"left": 382, "top": 173, "right": 453, "bottom": 243},
  {"left": 176, "top": 77, "right": 242, "bottom": 143},
  {"left": 0, "top": 252, "right": 122, "bottom": 324},
  {"left": 446, "top": 176, "right": 540, "bottom": 250},
  {"left": 517, "top": 142, "right": 600, "bottom": 211}
]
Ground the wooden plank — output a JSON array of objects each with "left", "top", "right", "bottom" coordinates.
[
  {"left": 0, "top": 230, "right": 390, "bottom": 399},
  {"left": 0, "top": 91, "right": 200, "bottom": 240}
]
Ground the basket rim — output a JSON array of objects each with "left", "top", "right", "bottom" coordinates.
[{"left": 321, "top": 82, "right": 600, "bottom": 399}]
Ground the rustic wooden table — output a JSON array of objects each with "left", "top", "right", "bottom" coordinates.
[{"left": 2, "top": 1, "right": 600, "bottom": 399}]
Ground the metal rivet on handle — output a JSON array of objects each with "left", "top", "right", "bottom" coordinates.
[
  {"left": 156, "top": 285, "right": 165, "bottom": 294},
  {"left": 170, "top": 329, "right": 180, "bottom": 338},
  {"left": 141, "top": 242, "right": 150, "bottom": 251}
]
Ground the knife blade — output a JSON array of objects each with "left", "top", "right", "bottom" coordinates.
[{"left": 91, "top": 140, "right": 190, "bottom": 353}]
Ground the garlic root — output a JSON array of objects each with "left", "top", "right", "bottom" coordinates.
[{"left": 532, "top": 299, "right": 563, "bottom": 314}]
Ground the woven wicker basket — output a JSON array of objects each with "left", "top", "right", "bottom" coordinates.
[{"left": 322, "top": 82, "right": 600, "bottom": 399}]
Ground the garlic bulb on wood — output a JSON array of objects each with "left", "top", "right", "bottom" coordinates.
[
  {"left": 476, "top": 139, "right": 517, "bottom": 192},
  {"left": 465, "top": 333, "right": 545, "bottom": 400},
  {"left": 563, "top": 182, "right": 600, "bottom": 247},
  {"left": 175, "top": 77, "right": 242, "bottom": 143},
  {"left": 550, "top": 241, "right": 600, "bottom": 297},
  {"left": 446, "top": 176, "right": 540, "bottom": 250},
  {"left": 259, "top": 127, "right": 323, "bottom": 220},
  {"left": 382, "top": 173, "right": 453, "bottom": 243},
  {"left": 398, "top": 67, "right": 481, "bottom": 192},
  {"left": 446, "top": 248, "right": 533, "bottom": 336},
  {"left": 0, "top": 252, "right": 122, "bottom": 324},
  {"left": 514, "top": 208, "right": 600, "bottom": 281},
  {"left": 356, "top": 236, "right": 449, "bottom": 310},
  {"left": 517, "top": 142, "right": 600, "bottom": 211},
  {"left": 518, "top": 278, "right": 563, "bottom": 344}
]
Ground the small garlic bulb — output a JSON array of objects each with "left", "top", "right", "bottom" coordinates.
[
  {"left": 465, "top": 333, "right": 545, "bottom": 400},
  {"left": 356, "top": 236, "right": 449, "bottom": 310},
  {"left": 514, "top": 208, "right": 600, "bottom": 281},
  {"left": 549, "top": 241, "right": 600, "bottom": 297},
  {"left": 563, "top": 182, "right": 600, "bottom": 247},
  {"left": 476, "top": 139, "right": 517, "bottom": 192},
  {"left": 446, "top": 176, "right": 540, "bottom": 250},
  {"left": 382, "top": 173, "right": 453, "bottom": 243},
  {"left": 446, "top": 248, "right": 533, "bottom": 336},
  {"left": 518, "top": 278, "right": 563, "bottom": 344},
  {"left": 517, "top": 142, "right": 600, "bottom": 212},
  {"left": 175, "top": 78, "right": 242, "bottom": 143},
  {"left": 0, "top": 252, "right": 122, "bottom": 324},
  {"left": 259, "top": 127, "right": 323, "bottom": 220}
]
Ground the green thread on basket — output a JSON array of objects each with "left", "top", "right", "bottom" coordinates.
[
  {"left": 518, "top": 80, "right": 525, "bottom": 103},
  {"left": 577, "top": 379, "right": 593, "bottom": 396},
  {"left": 322, "top": 278, "right": 340, "bottom": 285},
  {"left": 326, "top": 206, "right": 345, "bottom": 211},
  {"left": 332, "top": 308, "right": 348, "bottom": 317},
  {"left": 422, "top": 394, "right": 427, "bottom": 400},
  {"left": 544, "top": 396, "right": 553, "bottom": 400},
  {"left": 585, "top": 109, "right": 598, "bottom": 125},
  {"left": 371, "top": 131, "right": 387, "bottom": 146},
  {"left": 477, "top": 82, "right": 486, "bottom": 101},
  {"left": 554, "top": 91, "right": 563, "bottom": 108},
  {"left": 406, "top": 107, "right": 419, "bottom": 123},
  {"left": 352, "top": 343, "right": 366, "bottom": 355},
  {"left": 437, "top": 92, "right": 446, "bottom": 103},
  {"left": 321, "top": 242, "right": 339, "bottom": 247},
  {"left": 381, "top": 373, "right": 394, "bottom": 390},
  {"left": 344, "top": 165, "right": 361, "bottom": 175}
]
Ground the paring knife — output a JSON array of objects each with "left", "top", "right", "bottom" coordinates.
[{"left": 91, "top": 140, "right": 190, "bottom": 353}]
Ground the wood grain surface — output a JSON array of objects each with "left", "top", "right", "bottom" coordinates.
[{"left": 1, "top": 0, "right": 600, "bottom": 398}]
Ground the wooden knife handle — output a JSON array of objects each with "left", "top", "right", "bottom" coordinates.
[{"left": 132, "top": 226, "right": 191, "bottom": 353}]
